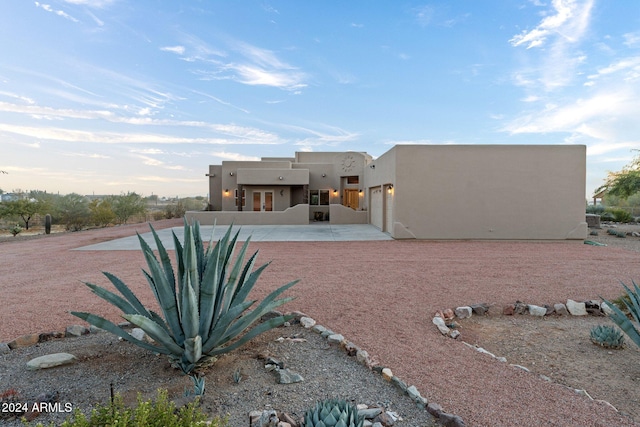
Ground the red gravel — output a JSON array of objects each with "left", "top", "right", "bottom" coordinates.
[{"left": 1, "top": 220, "right": 638, "bottom": 427}]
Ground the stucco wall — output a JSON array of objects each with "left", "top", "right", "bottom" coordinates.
[
  {"left": 369, "top": 145, "right": 587, "bottom": 240},
  {"left": 186, "top": 204, "right": 309, "bottom": 225}
]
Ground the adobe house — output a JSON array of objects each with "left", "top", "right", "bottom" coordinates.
[{"left": 187, "top": 145, "right": 587, "bottom": 240}]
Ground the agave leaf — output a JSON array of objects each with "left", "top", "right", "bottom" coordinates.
[
  {"left": 198, "top": 233, "right": 226, "bottom": 337},
  {"left": 181, "top": 267, "right": 200, "bottom": 340},
  {"left": 602, "top": 296, "right": 640, "bottom": 348},
  {"left": 228, "top": 258, "right": 268, "bottom": 310},
  {"left": 221, "top": 238, "right": 252, "bottom": 309},
  {"left": 620, "top": 280, "right": 640, "bottom": 324},
  {"left": 206, "top": 313, "right": 295, "bottom": 356},
  {"left": 148, "top": 225, "right": 176, "bottom": 291},
  {"left": 216, "top": 280, "right": 298, "bottom": 344},
  {"left": 70, "top": 311, "right": 171, "bottom": 355},
  {"left": 123, "top": 314, "right": 185, "bottom": 355},
  {"left": 137, "top": 233, "right": 184, "bottom": 344},
  {"left": 184, "top": 336, "right": 202, "bottom": 364},
  {"left": 203, "top": 300, "right": 256, "bottom": 342},
  {"left": 102, "top": 272, "right": 152, "bottom": 317},
  {"left": 83, "top": 282, "right": 139, "bottom": 316}
]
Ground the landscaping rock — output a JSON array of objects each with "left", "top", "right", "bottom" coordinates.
[
  {"left": 566, "top": 299, "right": 587, "bottom": 316},
  {"left": 442, "top": 308, "right": 455, "bottom": 321},
  {"left": 514, "top": 301, "right": 528, "bottom": 315},
  {"left": 455, "top": 306, "right": 472, "bottom": 319},
  {"left": 503, "top": 304, "right": 515, "bottom": 315},
  {"left": 470, "top": 303, "right": 489, "bottom": 316},
  {"left": 356, "top": 349, "right": 371, "bottom": 366},
  {"left": 275, "top": 368, "right": 304, "bottom": 384},
  {"left": 373, "top": 412, "right": 396, "bottom": 426},
  {"left": 382, "top": 368, "right": 393, "bottom": 381},
  {"left": 8, "top": 333, "right": 40, "bottom": 349},
  {"left": 0, "top": 342, "right": 10, "bottom": 354},
  {"left": 311, "top": 324, "right": 326, "bottom": 334},
  {"left": 601, "top": 301, "right": 614, "bottom": 316},
  {"left": 327, "top": 333, "right": 345, "bottom": 344},
  {"left": 359, "top": 407, "right": 383, "bottom": 419},
  {"left": 27, "top": 353, "right": 76, "bottom": 370},
  {"left": 299, "top": 317, "right": 316, "bottom": 328},
  {"left": 528, "top": 304, "right": 547, "bottom": 317},
  {"left": 554, "top": 303, "right": 568, "bottom": 316},
  {"left": 65, "top": 325, "right": 88, "bottom": 337},
  {"left": 432, "top": 316, "right": 450, "bottom": 335}
]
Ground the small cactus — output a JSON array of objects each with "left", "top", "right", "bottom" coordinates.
[
  {"left": 45, "top": 214, "right": 52, "bottom": 235},
  {"left": 590, "top": 324, "right": 625, "bottom": 349}
]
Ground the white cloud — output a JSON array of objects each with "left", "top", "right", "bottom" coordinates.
[
  {"left": 624, "top": 31, "right": 640, "bottom": 47},
  {"left": 210, "top": 151, "right": 261, "bottom": 161},
  {"left": 160, "top": 46, "right": 186, "bottom": 55},
  {"left": 63, "top": 0, "right": 116, "bottom": 8},
  {"left": 509, "top": 0, "right": 593, "bottom": 49},
  {"left": 35, "top": 2, "right": 79, "bottom": 22}
]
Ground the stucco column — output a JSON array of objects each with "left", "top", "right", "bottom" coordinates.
[
  {"left": 237, "top": 184, "right": 243, "bottom": 211},
  {"left": 302, "top": 184, "right": 309, "bottom": 204}
]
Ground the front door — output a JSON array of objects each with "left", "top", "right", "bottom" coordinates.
[
  {"left": 343, "top": 189, "right": 359, "bottom": 210},
  {"left": 252, "top": 191, "right": 273, "bottom": 212}
]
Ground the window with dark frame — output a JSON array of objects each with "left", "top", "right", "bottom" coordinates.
[{"left": 234, "top": 189, "right": 246, "bottom": 207}]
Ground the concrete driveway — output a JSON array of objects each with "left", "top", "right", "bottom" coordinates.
[{"left": 74, "top": 223, "right": 392, "bottom": 250}]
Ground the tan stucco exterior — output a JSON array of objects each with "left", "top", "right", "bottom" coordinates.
[{"left": 190, "top": 145, "right": 587, "bottom": 240}]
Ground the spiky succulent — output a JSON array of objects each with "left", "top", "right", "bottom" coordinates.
[
  {"left": 590, "top": 324, "right": 625, "bottom": 349},
  {"left": 602, "top": 279, "right": 640, "bottom": 349},
  {"left": 72, "top": 220, "right": 298, "bottom": 375},
  {"left": 303, "top": 399, "right": 364, "bottom": 427}
]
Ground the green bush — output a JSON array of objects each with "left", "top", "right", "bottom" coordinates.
[
  {"left": 605, "top": 208, "right": 633, "bottom": 223},
  {"left": 586, "top": 204, "right": 605, "bottom": 215},
  {"left": 30, "top": 389, "right": 225, "bottom": 427}
]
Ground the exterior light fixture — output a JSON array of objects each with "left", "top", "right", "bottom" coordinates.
[
  {"left": 369, "top": 164, "right": 375, "bottom": 169},
  {"left": 333, "top": 189, "right": 338, "bottom": 194},
  {"left": 322, "top": 173, "right": 326, "bottom": 177},
  {"left": 224, "top": 189, "right": 229, "bottom": 194},
  {"left": 279, "top": 176, "right": 283, "bottom": 180},
  {"left": 229, "top": 172, "right": 234, "bottom": 176},
  {"left": 205, "top": 173, "right": 216, "bottom": 177},
  {"left": 359, "top": 189, "right": 363, "bottom": 194}
]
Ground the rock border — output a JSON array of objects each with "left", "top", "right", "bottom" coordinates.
[
  {"left": 1, "top": 313, "right": 466, "bottom": 427},
  {"left": 431, "top": 299, "right": 621, "bottom": 414}
]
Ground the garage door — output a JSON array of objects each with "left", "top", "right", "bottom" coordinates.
[{"left": 370, "top": 186, "right": 383, "bottom": 230}]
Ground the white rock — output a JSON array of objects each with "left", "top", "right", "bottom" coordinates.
[
  {"left": 130, "top": 328, "right": 152, "bottom": 342},
  {"left": 566, "top": 299, "right": 587, "bottom": 316},
  {"left": 327, "top": 334, "right": 345, "bottom": 344},
  {"left": 432, "top": 316, "right": 450, "bottom": 335},
  {"left": 528, "top": 304, "right": 547, "bottom": 317},
  {"left": 27, "top": 353, "right": 76, "bottom": 370},
  {"left": 356, "top": 349, "right": 370, "bottom": 366},
  {"left": 454, "top": 306, "right": 472, "bottom": 319},
  {"left": 601, "top": 301, "right": 614, "bottom": 315},
  {"left": 299, "top": 317, "right": 316, "bottom": 328},
  {"left": 449, "top": 330, "right": 461, "bottom": 339},
  {"left": 381, "top": 368, "right": 393, "bottom": 381}
]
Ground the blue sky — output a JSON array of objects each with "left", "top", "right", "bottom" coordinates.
[{"left": 1, "top": 0, "right": 639, "bottom": 199}]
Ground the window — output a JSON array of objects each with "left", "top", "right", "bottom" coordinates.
[
  {"left": 309, "top": 190, "right": 330, "bottom": 205},
  {"left": 347, "top": 176, "right": 359, "bottom": 184},
  {"left": 234, "top": 189, "right": 246, "bottom": 206}
]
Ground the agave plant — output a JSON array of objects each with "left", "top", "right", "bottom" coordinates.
[
  {"left": 71, "top": 220, "right": 298, "bottom": 374},
  {"left": 303, "top": 399, "right": 364, "bottom": 427},
  {"left": 590, "top": 324, "right": 625, "bottom": 349},
  {"left": 601, "top": 279, "right": 640, "bottom": 349}
]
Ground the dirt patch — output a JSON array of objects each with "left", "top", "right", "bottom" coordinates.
[
  {"left": 459, "top": 314, "right": 640, "bottom": 422},
  {"left": 0, "top": 323, "right": 437, "bottom": 427}
]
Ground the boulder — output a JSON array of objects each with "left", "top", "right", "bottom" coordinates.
[
  {"left": 566, "top": 299, "right": 587, "bottom": 316},
  {"left": 27, "top": 353, "right": 76, "bottom": 370}
]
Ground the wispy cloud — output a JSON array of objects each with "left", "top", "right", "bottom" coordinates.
[
  {"left": 160, "top": 45, "right": 186, "bottom": 55},
  {"left": 510, "top": 0, "right": 594, "bottom": 91},
  {"left": 63, "top": 0, "right": 117, "bottom": 7},
  {"left": 35, "top": 2, "right": 79, "bottom": 22},
  {"left": 210, "top": 151, "right": 261, "bottom": 161}
]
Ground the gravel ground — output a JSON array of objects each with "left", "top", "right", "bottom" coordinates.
[{"left": 1, "top": 220, "right": 640, "bottom": 426}]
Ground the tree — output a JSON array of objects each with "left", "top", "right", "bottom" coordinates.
[
  {"left": 0, "top": 199, "right": 48, "bottom": 230},
  {"left": 54, "top": 193, "right": 91, "bottom": 231},
  {"left": 596, "top": 151, "right": 640, "bottom": 199},
  {"left": 89, "top": 198, "right": 116, "bottom": 227},
  {"left": 113, "top": 192, "right": 146, "bottom": 224}
]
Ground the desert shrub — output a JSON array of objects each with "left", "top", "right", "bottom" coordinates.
[
  {"left": 586, "top": 204, "right": 605, "bottom": 215},
  {"left": 31, "top": 389, "right": 226, "bottom": 427},
  {"left": 605, "top": 208, "right": 633, "bottom": 223}
]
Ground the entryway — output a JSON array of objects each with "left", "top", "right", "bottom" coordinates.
[{"left": 253, "top": 191, "right": 273, "bottom": 212}]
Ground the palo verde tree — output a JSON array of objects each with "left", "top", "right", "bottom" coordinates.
[
  {"left": 0, "top": 198, "right": 49, "bottom": 230},
  {"left": 596, "top": 150, "right": 640, "bottom": 199},
  {"left": 112, "top": 192, "right": 147, "bottom": 224}
]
